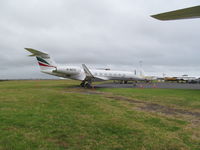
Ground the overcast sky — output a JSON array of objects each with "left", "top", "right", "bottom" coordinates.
[{"left": 0, "top": 0, "right": 200, "bottom": 79}]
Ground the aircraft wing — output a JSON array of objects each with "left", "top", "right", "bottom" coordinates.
[
  {"left": 82, "top": 64, "right": 94, "bottom": 78},
  {"left": 82, "top": 64, "right": 108, "bottom": 81},
  {"left": 151, "top": 5, "right": 200, "bottom": 21}
]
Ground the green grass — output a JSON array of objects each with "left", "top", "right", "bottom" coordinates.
[
  {"left": 100, "top": 88, "right": 200, "bottom": 110},
  {"left": 0, "top": 80, "right": 200, "bottom": 150}
]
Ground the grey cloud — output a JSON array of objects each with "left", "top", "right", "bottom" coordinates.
[{"left": 0, "top": 0, "right": 200, "bottom": 79}]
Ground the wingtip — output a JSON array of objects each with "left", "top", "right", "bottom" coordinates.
[
  {"left": 150, "top": 15, "right": 156, "bottom": 19},
  {"left": 151, "top": 5, "right": 200, "bottom": 21},
  {"left": 24, "top": 48, "right": 33, "bottom": 52},
  {"left": 24, "top": 48, "right": 36, "bottom": 56},
  {"left": 151, "top": 15, "right": 166, "bottom": 21}
]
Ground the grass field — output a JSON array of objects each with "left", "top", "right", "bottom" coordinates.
[{"left": 0, "top": 80, "right": 200, "bottom": 150}]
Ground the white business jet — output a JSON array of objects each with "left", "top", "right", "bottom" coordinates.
[{"left": 25, "top": 48, "right": 144, "bottom": 88}]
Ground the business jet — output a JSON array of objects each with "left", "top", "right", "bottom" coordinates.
[
  {"left": 151, "top": 5, "right": 200, "bottom": 20},
  {"left": 25, "top": 48, "right": 144, "bottom": 88}
]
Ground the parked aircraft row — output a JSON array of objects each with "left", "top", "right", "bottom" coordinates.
[
  {"left": 25, "top": 48, "right": 146, "bottom": 88},
  {"left": 25, "top": 6, "right": 200, "bottom": 87},
  {"left": 26, "top": 48, "right": 200, "bottom": 87}
]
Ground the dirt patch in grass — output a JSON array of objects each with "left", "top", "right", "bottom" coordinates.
[
  {"left": 140, "top": 103, "right": 200, "bottom": 117},
  {"left": 66, "top": 91, "right": 104, "bottom": 95},
  {"left": 64, "top": 89, "right": 200, "bottom": 124},
  {"left": 65, "top": 88, "right": 105, "bottom": 95},
  {"left": 104, "top": 95, "right": 200, "bottom": 119},
  {"left": 105, "top": 94, "right": 200, "bottom": 128},
  {"left": 106, "top": 96, "right": 144, "bottom": 104}
]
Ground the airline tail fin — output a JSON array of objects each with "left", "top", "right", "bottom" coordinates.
[{"left": 25, "top": 48, "right": 56, "bottom": 70}]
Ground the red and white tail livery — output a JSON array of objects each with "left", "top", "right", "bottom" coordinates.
[{"left": 25, "top": 48, "right": 56, "bottom": 70}]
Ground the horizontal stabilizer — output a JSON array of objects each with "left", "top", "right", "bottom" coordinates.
[
  {"left": 25, "top": 48, "right": 49, "bottom": 57},
  {"left": 25, "top": 48, "right": 56, "bottom": 70},
  {"left": 28, "top": 54, "right": 37, "bottom": 57},
  {"left": 151, "top": 5, "right": 200, "bottom": 21}
]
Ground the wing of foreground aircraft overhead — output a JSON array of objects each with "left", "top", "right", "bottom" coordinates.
[{"left": 151, "top": 5, "right": 200, "bottom": 21}]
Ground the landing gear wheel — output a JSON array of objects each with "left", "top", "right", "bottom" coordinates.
[
  {"left": 85, "top": 83, "right": 92, "bottom": 88},
  {"left": 80, "top": 83, "right": 85, "bottom": 87},
  {"left": 80, "top": 81, "right": 85, "bottom": 87}
]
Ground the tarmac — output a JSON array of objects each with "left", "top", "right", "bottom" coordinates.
[{"left": 95, "top": 82, "right": 200, "bottom": 90}]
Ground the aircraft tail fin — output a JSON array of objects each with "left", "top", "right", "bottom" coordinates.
[{"left": 25, "top": 48, "right": 56, "bottom": 70}]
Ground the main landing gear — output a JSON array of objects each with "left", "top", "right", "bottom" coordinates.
[
  {"left": 80, "top": 80, "right": 85, "bottom": 87},
  {"left": 80, "top": 80, "right": 92, "bottom": 88}
]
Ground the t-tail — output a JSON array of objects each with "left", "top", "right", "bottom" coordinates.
[{"left": 25, "top": 48, "right": 57, "bottom": 71}]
